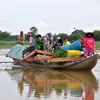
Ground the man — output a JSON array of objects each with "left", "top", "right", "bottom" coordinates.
[
  {"left": 22, "top": 32, "right": 35, "bottom": 58},
  {"left": 35, "top": 34, "right": 44, "bottom": 50},
  {"left": 27, "top": 32, "right": 35, "bottom": 52}
]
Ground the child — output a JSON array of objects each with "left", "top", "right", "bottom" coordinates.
[
  {"left": 82, "top": 32, "right": 95, "bottom": 58},
  {"left": 63, "top": 37, "right": 70, "bottom": 45}
]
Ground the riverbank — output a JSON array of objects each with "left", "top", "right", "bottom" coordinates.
[
  {"left": 0, "top": 40, "right": 29, "bottom": 49},
  {"left": 0, "top": 40, "right": 100, "bottom": 49}
]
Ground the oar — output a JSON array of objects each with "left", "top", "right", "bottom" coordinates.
[{"left": 74, "top": 27, "right": 97, "bottom": 54}]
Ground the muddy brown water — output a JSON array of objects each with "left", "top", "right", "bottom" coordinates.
[{"left": 0, "top": 49, "right": 100, "bottom": 100}]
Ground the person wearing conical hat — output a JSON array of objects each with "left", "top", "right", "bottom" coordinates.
[{"left": 82, "top": 32, "right": 95, "bottom": 58}]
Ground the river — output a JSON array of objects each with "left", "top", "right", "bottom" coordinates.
[{"left": 0, "top": 49, "right": 100, "bottom": 100}]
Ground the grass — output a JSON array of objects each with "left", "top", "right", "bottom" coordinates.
[
  {"left": 95, "top": 41, "right": 100, "bottom": 50},
  {"left": 0, "top": 40, "right": 100, "bottom": 50},
  {"left": 0, "top": 40, "right": 29, "bottom": 49}
]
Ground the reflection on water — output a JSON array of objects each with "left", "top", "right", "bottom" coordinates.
[
  {"left": 0, "top": 49, "right": 100, "bottom": 100},
  {"left": 6, "top": 68, "right": 98, "bottom": 100}
]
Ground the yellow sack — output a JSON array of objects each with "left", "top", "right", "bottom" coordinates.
[{"left": 67, "top": 50, "right": 82, "bottom": 57}]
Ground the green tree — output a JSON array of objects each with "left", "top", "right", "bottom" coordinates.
[
  {"left": 70, "top": 30, "right": 85, "bottom": 40},
  {"left": 0, "top": 31, "right": 10, "bottom": 40},
  {"left": 46, "top": 32, "right": 52, "bottom": 38},
  {"left": 93, "top": 30, "right": 100, "bottom": 41},
  {"left": 30, "top": 26, "right": 38, "bottom": 35},
  {"left": 56, "top": 33, "right": 68, "bottom": 41}
]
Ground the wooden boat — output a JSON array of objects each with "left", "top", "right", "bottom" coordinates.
[
  {"left": 12, "top": 54, "right": 99, "bottom": 70},
  {"left": 6, "top": 44, "right": 99, "bottom": 70}
]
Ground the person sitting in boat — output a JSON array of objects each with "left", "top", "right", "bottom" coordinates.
[
  {"left": 18, "top": 31, "right": 25, "bottom": 45},
  {"left": 22, "top": 32, "right": 35, "bottom": 58},
  {"left": 42, "top": 35, "right": 49, "bottom": 51},
  {"left": 35, "top": 34, "right": 44, "bottom": 50},
  {"left": 53, "top": 37, "right": 63, "bottom": 52},
  {"left": 48, "top": 37, "right": 55, "bottom": 52},
  {"left": 81, "top": 32, "right": 95, "bottom": 58},
  {"left": 63, "top": 37, "right": 70, "bottom": 46}
]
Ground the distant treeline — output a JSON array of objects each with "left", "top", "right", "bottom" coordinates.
[{"left": 0, "top": 29, "right": 100, "bottom": 41}]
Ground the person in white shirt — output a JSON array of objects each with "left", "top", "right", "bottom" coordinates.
[
  {"left": 27, "top": 32, "right": 35, "bottom": 52},
  {"left": 22, "top": 32, "right": 35, "bottom": 58}
]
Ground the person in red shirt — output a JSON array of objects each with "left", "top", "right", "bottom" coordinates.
[{"left": 82, "top": 32, "right": 95, "bottom": 58}]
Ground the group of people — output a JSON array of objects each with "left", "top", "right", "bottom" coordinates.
[{"left": 17, "top": 30, "right": 95, "bottom": 58}]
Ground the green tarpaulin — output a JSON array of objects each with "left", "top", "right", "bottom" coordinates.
[{"left": 7, "top": 44, "right": 26, "bottom": 60}]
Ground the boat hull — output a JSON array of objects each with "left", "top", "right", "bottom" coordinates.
[{"left": 13, "top": 54, "right": 99, "bottom": 70}]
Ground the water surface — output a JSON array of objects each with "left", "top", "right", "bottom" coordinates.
[{"left": 0, "top": 49, "right": 100, "bottom": 100}]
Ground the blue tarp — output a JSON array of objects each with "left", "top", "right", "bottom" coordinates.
[
  {"left": 6, "top": 44, "right": 26, "bottom": 60},
  {"left": 61, "top": 40, "right": 83, "bottom": 51}
]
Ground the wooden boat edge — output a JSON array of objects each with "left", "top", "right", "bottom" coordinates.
[{"left": 12, "top": 54, "right": 99, "bottom": 70}]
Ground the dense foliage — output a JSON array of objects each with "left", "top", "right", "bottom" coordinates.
[
  {"left": 0, "top": 27, "right": 100, "bottom": 41},
  {"left": 53, "top": 47, "right": 68, "bottom": 58}
]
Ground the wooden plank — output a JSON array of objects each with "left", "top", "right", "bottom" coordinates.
[
  {"left": 36, "top": 50, "right": 54, "bottom": 56},
  {"left": 34, "top": 55, "right": 52, "bottom": 60},
  {"left": 24, "top": 49, "right": 53, "bottom": 60},
  {"left": 47, "top": 57, "right": 83, "bottom": 63},
  {"left": 24, "top": 50, "right": 36, "bottom": 60}
]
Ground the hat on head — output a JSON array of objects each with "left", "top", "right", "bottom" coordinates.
[
  {"left": 20, "top": 31, "right": 23, "bottom": 35},
  {"left": 27, "top": 32, "right": 32, "bottom": 36},
  {"left": 86, "top": 32, "right": 94, "bottom": 37},
  {"left": 57, "top": 37, "right": 61, "bottom": 40}
]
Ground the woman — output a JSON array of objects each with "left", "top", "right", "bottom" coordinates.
[
  {"left": 18, "top": 31, "right": 25, "bottom": 45},
  {"left": 82, "top": 32, "right": 95, "bottom": 58}
]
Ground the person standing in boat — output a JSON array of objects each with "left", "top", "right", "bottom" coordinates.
[
  {"left": 18, "top": 31, "right": 25, "bottom": 45},
  {"left": 82, "top": 32, "right": 95, "bottom": 58}
]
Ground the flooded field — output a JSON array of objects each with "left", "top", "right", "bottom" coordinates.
[{"left": 0, "top": 49, "right": 100, "bottom": 100}]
